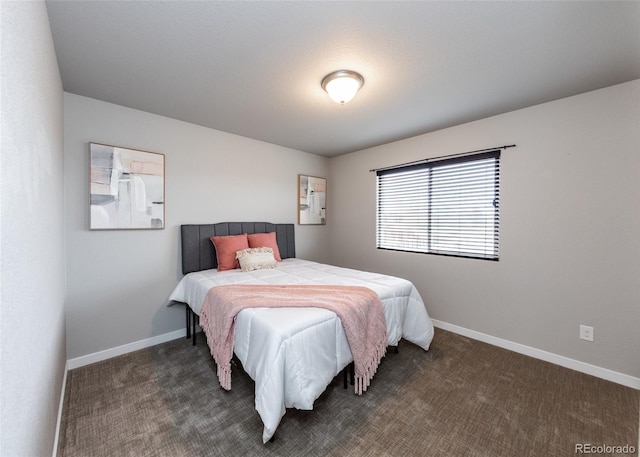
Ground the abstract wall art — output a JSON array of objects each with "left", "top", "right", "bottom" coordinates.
[
  {"left": 89, "top": 143, "right": 165, "bottom": 230},
  {"left": 298, "top": 174, "right": 326, "bottom": 225}
]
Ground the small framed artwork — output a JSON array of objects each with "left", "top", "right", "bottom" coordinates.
[
  {"left": 298, "top": 174, "right": 326, "bottom": 225},
  {"left": 89, "top": 142, "right": 165, "bottom": 230}
]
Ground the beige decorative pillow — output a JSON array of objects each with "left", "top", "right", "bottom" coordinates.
[{"left": 235, "top": 247, "right": 278, "bottom": 272}]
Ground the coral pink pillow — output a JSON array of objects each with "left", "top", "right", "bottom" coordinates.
[
  {"left": 247, "top": 232, "right": 282, "bottom": 261},
  {"left": 210, "top": 234, "right": 249, "bottom": 271}
]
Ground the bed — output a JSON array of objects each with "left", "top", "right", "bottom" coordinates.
[{"left": 168, "top": 222, "right": 434, "bottom": 443}]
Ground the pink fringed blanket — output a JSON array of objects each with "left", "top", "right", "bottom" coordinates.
[{"left": 199, "top": 284, "right": 387, "bottom": 395}]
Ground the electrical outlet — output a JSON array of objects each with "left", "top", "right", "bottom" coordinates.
[{"left": 579, "top": 325, "right": 594, "bottom": 342}]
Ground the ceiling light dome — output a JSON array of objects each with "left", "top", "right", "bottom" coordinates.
[{"left": 321, "top": 70, "right": 364, "bottom": 104}]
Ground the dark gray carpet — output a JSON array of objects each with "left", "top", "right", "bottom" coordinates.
[{"left": 57, "top": 329, "right": 639, "bottom": 456}]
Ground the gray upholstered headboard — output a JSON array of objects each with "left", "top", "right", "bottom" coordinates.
[{"left": 181, "top": 222, "right": 295, "bottom": 275}]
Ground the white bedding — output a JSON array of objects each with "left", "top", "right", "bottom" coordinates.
[{"left": 168, "top": 258, "right": 434, "bottom": 442}]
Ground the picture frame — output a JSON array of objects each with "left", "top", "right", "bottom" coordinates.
[
  {"left": 298, "top": 174, "right": 326, "bottom": 225},
  {"left": 89, "top": 142, "right": 165, "bottom": 230}
]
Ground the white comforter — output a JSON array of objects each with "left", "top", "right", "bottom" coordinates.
[{"left": 168, "top": 259, "right": 434, "bottom": 442}]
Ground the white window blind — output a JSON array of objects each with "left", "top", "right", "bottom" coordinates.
[{"left": 376, "top": 150, "right": 500, "bottom": 260}]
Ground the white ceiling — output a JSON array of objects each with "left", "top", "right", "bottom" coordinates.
[{"left": 46, "top": 1, "right": 640, "bottom": 157}]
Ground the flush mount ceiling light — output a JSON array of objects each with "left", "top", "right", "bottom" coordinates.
[{"left": 321, "top": 70, "right": 364, "bottom": 104}]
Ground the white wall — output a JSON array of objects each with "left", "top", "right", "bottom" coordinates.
[
  {"left": 0, "top": 2, "right": 66, "bottom": 456},
  {"left": 329, "top": 80, "right": 640, "bottom": 379},
  {"left": 64, "top": 93, "right": 329, "bottom": 359}
]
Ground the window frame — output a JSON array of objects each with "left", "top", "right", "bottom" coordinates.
[{"left": 376, "top": 150, "right": 500, "bottom": 261}]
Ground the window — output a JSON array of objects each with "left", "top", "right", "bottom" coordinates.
[{"left": 376, "top": 150, "right": 500, "bottom": 260}]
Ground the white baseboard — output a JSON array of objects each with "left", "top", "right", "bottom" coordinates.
[
  {"left": 65, "top": 321, "right": 640, "bottom": 391},
  {"left": 52, "top": 361, "right": 68, "bottom": 457},
  {"left": 431, "top": 319, "right": 640, "bottom": 390},
  {"left": 67, "top": 328, "right": 189, "bottom": 370}
]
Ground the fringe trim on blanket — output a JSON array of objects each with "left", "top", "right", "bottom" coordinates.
[
  {"left": 200, "top": 309, "right": 234, "bottom": 390},
  {"left": 217, "top": 360, "right": 232, "bottom": 391},
  {"left": 354, "top": 341, "right": 387, "bottom": 395}
]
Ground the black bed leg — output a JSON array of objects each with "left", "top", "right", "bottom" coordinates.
[
  {"left": 350, "top": 362, "right": 355, "bottom": 386},
  {"left": 394, "top": 345, "right": 399, "bottom": 354},
  {"left": 192, "top": 310, "right": 197, "bottom": 346},
  {"left": 186, "top": 305, "right": 191, "bottom": 340}
]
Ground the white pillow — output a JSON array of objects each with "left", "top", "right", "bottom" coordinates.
[{"left": 235, "top": 247, "right": 278, "bottom": 272}]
